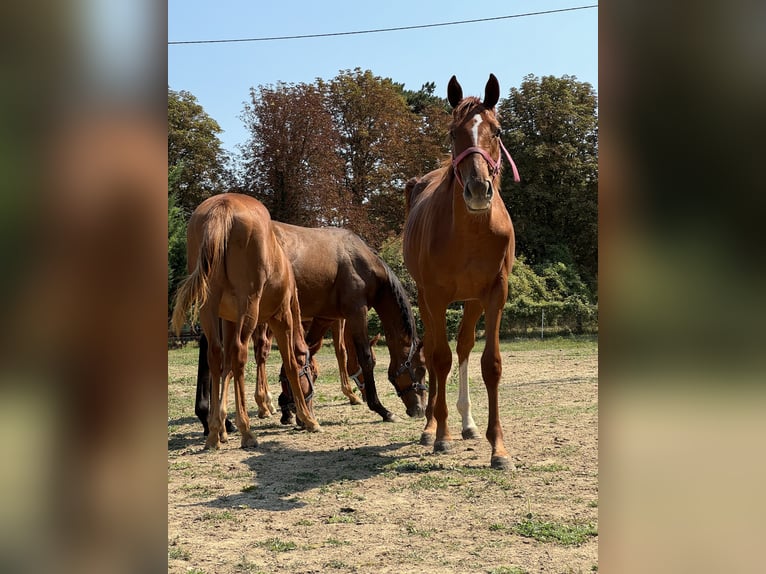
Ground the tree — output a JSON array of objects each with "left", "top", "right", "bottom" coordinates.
[
  {"left": 318, "top": 69, "right": 421, "bottom": 247},
  {"left": 498, "top": 75, "right": 598, "bottom": 293},
  {"left": 240, "top": 82, "right": 347, "bottom": 227},
  {"left": 168, "top": 87, "right": 229, "bottom": 215},
  {"left": 399, "top": 81, "right": 452, "bottom": 184},
  {"left": 168, "top": 167, "right": 187, "bottom": 318}
]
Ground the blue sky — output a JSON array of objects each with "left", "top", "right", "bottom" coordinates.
[{"left": 168, "top": 1, "right": 597, "bottom": 156}]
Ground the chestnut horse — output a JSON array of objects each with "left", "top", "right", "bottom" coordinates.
[
  {"left": 172, "top": 194, "right": 319, "bottom": 449},
  {"left": 194, "top": 221, "right": 427, "bottom": 430},
  {"left": 403, "top": 74, "right": 520, "bottom": 470}
]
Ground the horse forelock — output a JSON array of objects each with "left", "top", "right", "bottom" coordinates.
[{"left": 450, "top": 96, "right": 484, "bottom": 128}]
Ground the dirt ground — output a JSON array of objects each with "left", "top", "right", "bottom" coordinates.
[{"left": 168, "top": 336, "right": 598, "bottom": 574}]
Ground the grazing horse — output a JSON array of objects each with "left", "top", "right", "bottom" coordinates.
[
  {"left": 194, "top": 222, "right": 427, "bottom": 429},
  {"left": 172, "top": 194, "right": 319, "bottom": 449},
  {"left": 403, "top": 74, "right": 520, "bottom": 470}
]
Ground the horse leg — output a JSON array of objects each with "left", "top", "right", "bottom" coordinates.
[
  {"left": 333, "top": 319, "right": 362, "bottom": 405},
  {"left": 231, "top": 316, "right": 258, "bottom": 448},
  {"left": 253, "top": 324, "right": 276, "bottom": 418},
  {"left": 347, "top": 311, "right": 394, "bottom": 422},
  {"left": 427, "top": 303, "right": 454, "bottom": 454},
  {"left": 195, "top": 333, "right": 211, "bottom": 435},
  {"left": 481, "top": 281, "right": 513, "bottom": 470},
  {"left": 218, "top": 320, "right": 239, "bottom": 444},
  {"left": 418, "top": 289, "right": 438, "bottom": 445},
  {"left": 270, "top": 311, "right": 321, "bottom": 432},
  {"left": 200, "top": 310, "right": 224, "bottom": 450},
  {"left": 456, "top": 300, "right": 483, "bottom": 440},
  {"left": 196, "top": 331, "right": 236, "bottom": 434}
]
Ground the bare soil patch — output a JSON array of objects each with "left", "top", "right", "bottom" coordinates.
[{"left": 168, "top": 337, "right": 598, "bottom": 574}]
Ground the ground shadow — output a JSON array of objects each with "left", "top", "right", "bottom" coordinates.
[{"left": 188, "top": 441, "right": 412, "bottom": 512}]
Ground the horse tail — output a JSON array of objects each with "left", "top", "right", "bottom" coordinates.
[
  {"left": 171, "top": 201, "right": 235, "bottom": 335},
  {"left": 404, "top": 177, "right": 419, "bottom": 216}
]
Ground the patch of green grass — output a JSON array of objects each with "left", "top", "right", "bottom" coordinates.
[
  {"left": 324, "top": 537, "right": 351, "bottom": 546},
  {"left": 513, "top": 519, "right": 597, "bottom": 546},
  {"left": 294, "top": 518, "right": 314, "bottom": 526},
  {"left": 257, "top": 537, "right": 297, "bottom": 552},
  {"left": 178, "top": 483, "right": 224, "bottom": 498},
  {"left": 241, "top": 484, "right": 258, "bottom": 493},
  {"left": 410, "top": 474, "right": 465, "bottom": 491},
  {"left": 197, "top": 510, "right": 240, "bottom": 523},
  {"left": 325, "top": 514, "right": 355, "bottom": 524},
  {"left": 168, "top": 546, "right": 190, "bottom": 561},
  {"left": 488, "top": 567, "right": 527, "bottom": 574},
  {"left": 186, "top": 570, "right": 206, "bottom": 574},
  {"left": 459, "top": 466, "right": 516, "bottom": 489},
  {"left": 488, "top": 523, "right": 507, "bottom": 531},
  {"left": 528, "top": 463, "right": 569, "bottom": 472},
  {"left": 234, "top": 555, "right": 267, "bottom": 573},
  {"left": 588, "top": 499, "right": 598, "bottom": 508},
  {"left": 405, "top": 523, "right": 434, "bottom": 538}
]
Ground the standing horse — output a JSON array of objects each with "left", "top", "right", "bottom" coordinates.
[
  {"left": 172, "top": 194, "right": 319, "bottom": 449},
  {"left": 403, "top": 74, "right": 520, "bottom": 470},
  {"left": 194, "top": 222, "right": 427, "bottom": 429}
]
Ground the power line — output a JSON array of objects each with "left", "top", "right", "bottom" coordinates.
[{"left": 169, "top": 5, "right": 597, "bottom": 46}]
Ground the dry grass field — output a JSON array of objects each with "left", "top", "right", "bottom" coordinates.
[{"left": 168, "top": 335, "right": 598, "bottom": 574}]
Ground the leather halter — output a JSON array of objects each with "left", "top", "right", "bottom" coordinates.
[
  {"left": 452, "top": 134, "right": 520, "bottom": 190},
  {"left": 388, "top": 339, "right": 427, "bottom": 397}
]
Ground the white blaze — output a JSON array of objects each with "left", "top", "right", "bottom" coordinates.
[{"left": 470, "top": 115, "right": 483, "bottom": 146}]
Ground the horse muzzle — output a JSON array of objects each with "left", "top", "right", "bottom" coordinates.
[
  {"left": 406, "top": 404, "right": 426, "bottom": 418},
  {"left": 463, "top": 178, "right": 493, "bottom": 212}
]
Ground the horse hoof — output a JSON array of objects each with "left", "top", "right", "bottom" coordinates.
[
  {"left": 280, "top": 414, "right": 294, "bottom": 425},
  {"left": 434, "top": 440, "right": 453, "bottom": 454},
  {"left": 240, "top": 433, "right": 258, "bottom": 449},
  {"left": 304, "top": 421, "right": 322, "bottom": 433},
  {"left": 219, "top": 432, "right": 229, "bottom": 443},
  {"left": 257, "top": 411, "right": 271, "bottom": 419},
  {"left": 203, "top": 439, "right": 221, "bottom": 451},
  {"left": 490, "top": 456, "right": 515, "bottom": 471},
  {"left": 462, "top": 426, "right": 481, "bottom": 440},
  {"left": 225, "top": 419, "right": 237, "bottom": 433},
  {"left": 382, "top": 413, "right": 398, "bottom": 423},
  {"left": 420, "top": 433, "right": 435, "bottom": 446},
  {"left": 349, "top": 396, "right": 363, "bottom": 406}
]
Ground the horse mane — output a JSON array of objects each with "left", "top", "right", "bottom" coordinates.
[{"left": 378, "top": 258, "right": 418, "bottom": 343}]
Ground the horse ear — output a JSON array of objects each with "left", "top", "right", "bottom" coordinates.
[
  {"left": 447, "top": 75, "right": 463, "bottom": 108},
  {"left": 483, "top": 73, "right": 500, "bottom": 109}
]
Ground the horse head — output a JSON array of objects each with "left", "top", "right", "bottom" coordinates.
[
  {"left": 447, "top": 74, "right": 519, "bottom": 214},
  {"left": 388, "top": 338, "right": 427, "bottom": 418}
]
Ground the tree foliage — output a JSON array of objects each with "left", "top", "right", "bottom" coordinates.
[
  {"left": 317, "top": 69, "right": 424, "bottom": 246},
  {"left": 240, "top": 82, "right": 348, "bottom": 226},
  {"left": 168, "top": 87, "right": 229, "bottom": 215},
  {"left": 168, "top": 166, "right": 187, "bottom": 318},
  {"left": 168, "top": 72, "right": 599, "bottom": 315},
  {"left": 498, "top": 75, "right": 598, "bottom": 292}
]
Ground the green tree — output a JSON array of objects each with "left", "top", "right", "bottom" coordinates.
[
  {"left": 168, "top": 87, "right": 229, "bottom": 215},
  {"left": 498, "top": 75, "right": 598, "bottom": 293},
  {"left": 168, "top": 166, "right": 187, "bottom": 318}
]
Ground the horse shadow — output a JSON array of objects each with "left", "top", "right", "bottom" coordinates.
[{"left": 192, "top": 440, "right": 412, "bottom": 512}]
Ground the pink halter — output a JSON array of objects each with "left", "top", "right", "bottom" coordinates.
[{"left": 452, "top": 137, "right": 520, "bottom": 189}]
